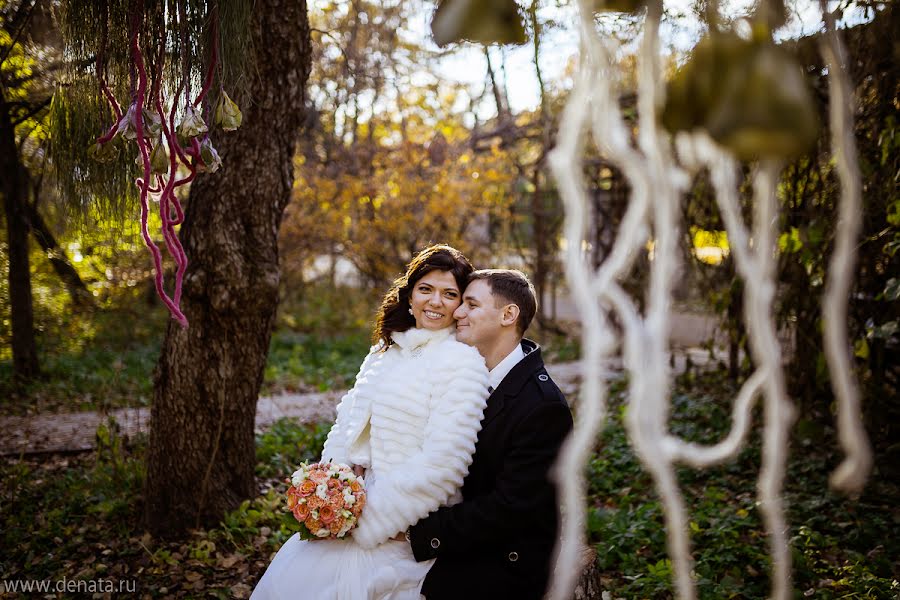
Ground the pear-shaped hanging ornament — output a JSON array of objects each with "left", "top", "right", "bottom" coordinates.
[
  {"left": 214, "top": 91, "right": 242, "bottom": 132},
  {"left": 592, "top": 0, "right": 647, "bottom": 14},
  {"left": 177, "top": 104, "right": 209, "bottom": 140},
  {"left": 150, "top": 136, "right": 169, "bottom": 175},
  {"left": 142, "top": 108, "right": 162, "bottom": 139},
  {"left": 87, "top": 139, "right": 120, "bottom": 163},
  {"left": 431, "top": 0, "right": 527, "bottom": 46},
  {"left": 197, "top": 137, "right": 222, "bottom": 173},
  {"left": 117, "top": 103, "right": 140, "bottom": 141},
  {"left": 662, "top": 31, "right": 819, "bottom": 161}
]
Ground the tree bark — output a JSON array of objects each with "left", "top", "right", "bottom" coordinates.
[
  {"left": 143, "top": 0, "right": 311, "bottom": 537},
  {"left": 1, "top": 86, "right": 39, "bottom": 381}
]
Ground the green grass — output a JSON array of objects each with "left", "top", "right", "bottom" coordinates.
[
  {"left": 261, "top": 329, "right": 370, "bottom": 395},
  {"left": 0, "top": 295, "right": 165, "bottom": 415},
  {"left": 0, "top": 302, "right": 371, "bottom": 415},
  {"left": 2, "top": 274, "right": 576, "bottom": 416}
]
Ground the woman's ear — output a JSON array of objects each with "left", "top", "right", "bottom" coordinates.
[{"left": 501, "top": 303, "right": 520, "bottom": 328}]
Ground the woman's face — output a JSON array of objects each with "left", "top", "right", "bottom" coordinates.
[{"left": 409, "top": 269, "right": 462, "bottom": 330}]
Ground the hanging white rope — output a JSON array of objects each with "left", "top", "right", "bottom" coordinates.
[
  {"left": 547, "top": 1, "right": 872, "bottom": 599},
  {"left": 819, "top": 1, "right": 872, "bottom": 495}
]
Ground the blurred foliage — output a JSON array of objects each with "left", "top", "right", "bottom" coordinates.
[
  {"left": 587, "top": 372, "right": 900, "bottom": 599},
  {"left": 283, "top": 0, "right": 519, "bottom": 292},
  {"left": 0, "top": 282, "right": 166, "bottom": 414},
  {"left": 50, "top": 0, "right": 254, "bottom": 208},
  {"left": 679, "top": 5, "right": 899, "bottom": 456}
]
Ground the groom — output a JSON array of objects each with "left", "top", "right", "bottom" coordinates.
[{"left": 407, "top": 269, "right": 574, "bottom": 600}]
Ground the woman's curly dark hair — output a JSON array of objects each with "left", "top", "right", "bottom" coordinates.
[{"left": 373, "top": 244, "right": 474, "bottom": 349}]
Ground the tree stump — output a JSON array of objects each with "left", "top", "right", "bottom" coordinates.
[
  {"left": 548, "top": 546, "right": 603, "bottom": 600},
  {"left": 572, "top": 546, "right": 603, "bottom": 600}
]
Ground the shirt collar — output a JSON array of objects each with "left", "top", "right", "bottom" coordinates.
[{"left": 488, "top": 342, "right": 526, "bottom": 391}]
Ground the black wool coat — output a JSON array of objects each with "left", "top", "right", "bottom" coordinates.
[{"left": 409, "top": 339, "right": 574, "bottom": 600}]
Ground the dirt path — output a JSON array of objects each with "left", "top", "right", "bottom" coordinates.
[
  {"left": 0, "top": 343, "right": 728, "bottom": 456},
  {"left": 0, "top": 361, "right": 589, "bottom": 456}
]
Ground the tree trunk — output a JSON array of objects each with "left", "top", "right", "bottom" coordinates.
[
  {"left": 143, "top": 0, "right": 311, "bottom": 537},
  {"left": 0, "top": 87, "right": 40, "bottom": 381}
]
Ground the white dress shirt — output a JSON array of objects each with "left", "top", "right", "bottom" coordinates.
[{"left": 487, "top": 342, "right": 526, "bottom": 392}]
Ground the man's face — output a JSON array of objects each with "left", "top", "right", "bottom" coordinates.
[{"left": 453, "top": 279, "right": 505, "bottom": 349}]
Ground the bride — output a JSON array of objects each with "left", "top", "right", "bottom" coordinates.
[{"left": 251, "top": 244, "right": 490, "bottom": 599}]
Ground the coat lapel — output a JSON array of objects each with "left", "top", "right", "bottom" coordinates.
[
  {"left": 480, "top": 391, "right": 506, "bottom": 428},
  {"left": 480, "top": 339, "right": 541, "bottom": 428}
]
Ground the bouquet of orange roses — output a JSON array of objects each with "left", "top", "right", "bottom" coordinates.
[{"left": 286, "top": 461, "right": 366, "bottom": 539}]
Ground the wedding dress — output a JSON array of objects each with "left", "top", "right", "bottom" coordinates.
[{"left": 251, "top": 326, "right": 489, "bottom": 600}]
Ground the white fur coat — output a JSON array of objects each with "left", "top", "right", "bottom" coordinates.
[{"left": 320, "top": 326, "right": 489, "bottom": 549}]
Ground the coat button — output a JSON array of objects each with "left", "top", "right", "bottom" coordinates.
[
  {"left": 508, "top": 551, "right": 519, "bottom": 562},
  {"left": 538, "top": 374, "right": 549, "bottom": 382},
  {"left": 430, "top": 538, "right": 441, "bottom": 549}
]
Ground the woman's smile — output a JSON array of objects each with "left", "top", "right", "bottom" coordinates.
[{"left": 409, "top": 270, "right": 461, "bottom": 330}]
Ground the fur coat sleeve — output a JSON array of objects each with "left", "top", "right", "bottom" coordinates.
[
  {"left": 320, "top": 345, "right": 381, "bottom": 467},
  {"left": 351, "top": 340, "right": 489, "bottom": 549}
]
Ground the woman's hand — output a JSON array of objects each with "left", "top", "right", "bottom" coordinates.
[
  {"left": 391, "top": 528, "right": 410, "bottom": 543},
  {"left": 352, "top": 464, "right": 366, "bottom": 478}
]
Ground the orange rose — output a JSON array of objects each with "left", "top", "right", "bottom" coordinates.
[
  {"left": 305, "top": 518, "right": 321, "bottom": 532},
  {"left": 349, "top": 480, "right": 362, "bottom": 493},
  {"left": 308, "top": 496, "right": 324, "bottom": 510},
  {"left": 327, "top": 478, "right": 341, "bottom": 491},
  {"left": 292, "top": 503, "right": 310, "bottom": 521},
  {"left": 309, "top": 469, "right": 328, "bottom": 484},
  {"left": 319, "top": 505, "right": 336, "bottom": 525},
  {"left": 298, "top": 480, "right": 317, "bottom": 497}
]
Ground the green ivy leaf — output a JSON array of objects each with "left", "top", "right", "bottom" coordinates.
[
  {"left": 869, "top": 320, "right": 898, "bottom": 340},
  {"left": 887, "top": 201, "right": 900, "bottom": 227},
  {"left": 778, "top": 226, "right": 802, "bottom": 253},
  {"left": 883, "top": 278, "right": 900, "bottom": 302}
]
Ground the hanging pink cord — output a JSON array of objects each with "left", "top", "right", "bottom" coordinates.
[
  {"left": 131, "top": 6, "right": 188, "bottom": 328},
  {"left": 90, "top": 1, "right": 232, "bottom": 328},
  {"left": 153, "top": 100, "right": 189, "bottom": 306}
]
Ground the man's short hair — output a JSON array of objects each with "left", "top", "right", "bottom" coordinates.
[{"left": 468, "top": 269, "right": 538, "bottom": 335}]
